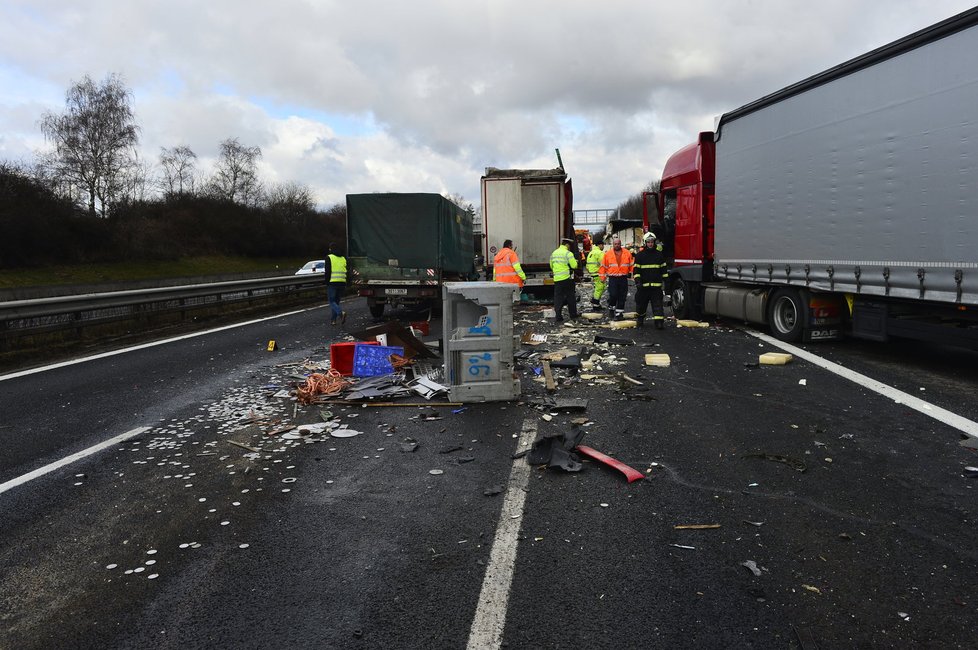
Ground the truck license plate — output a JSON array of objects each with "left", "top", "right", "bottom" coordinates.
[{"left": 385, "top": 288, "right": 408, "bottom": 295}]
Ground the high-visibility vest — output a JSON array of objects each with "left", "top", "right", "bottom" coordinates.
[
  {"left": 600, "top": 248, "right": 634, "bottom": 280},
  {"left": 633, "top": 247, "right": 666, "bottom": 287},
  {"left": 327, "top": 254, "right": 347, "bottom": 283},
  {"left": 586, "top": 246, "right": 604, "bottom": 276},
  {"left": 493, "top": 248, "right": 525, "bottom": 287},
  {"left": 549, "top": 245, "right": 578, "bottom": 282}
]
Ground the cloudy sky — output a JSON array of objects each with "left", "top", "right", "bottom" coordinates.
[{"left": 0, "top": 1, "right": 973, "bottom": 211}]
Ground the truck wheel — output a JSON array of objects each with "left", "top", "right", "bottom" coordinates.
[
  {"left": 368, "top": 301, "right": 384, "bottom": 318},
  {"left": 670, "top": 276, "right": 699, "bottom": 319},
  {"left": 767, "top": 288, "right": 808, "bottom": 342}
]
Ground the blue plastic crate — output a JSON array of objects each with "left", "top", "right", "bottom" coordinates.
[{"left": 352, "top": 344, "right": 404, "bottom": 377}]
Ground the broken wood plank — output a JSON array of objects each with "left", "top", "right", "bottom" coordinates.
[
  {"left": 227, "top": 440, "right": 261, "bottom": 453},
  {"left": 673, "top": 524, "right": 721, "bottom": 530},
  {"left": 542, "top": 360, "right": 556, "bottom": 392}
]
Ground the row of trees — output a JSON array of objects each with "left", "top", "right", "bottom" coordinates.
[
  {"left": 613, "top": 180, "right": 660, "bottom": 222},
  {"left": 33, "top": 73, "right": 299, "bottom": 216},
  {"left": 0, "top": 161, "right": 346, "bottom": 268},
  {"left": 2, "top": 74, "right": 343, "bottom": 269}
]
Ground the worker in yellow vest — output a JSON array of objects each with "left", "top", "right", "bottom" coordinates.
[
  {"left": 585, "top": 236, "right": 605, "bottom": 310},
  {"left": 324, "top": 243, "right": 347, "bottom": 326},
  {"left": 492, "top": 239, "right": 526, "bottom": 290},
  {"left": 549, "top": 237, "right": 579, "bottom": 322}
]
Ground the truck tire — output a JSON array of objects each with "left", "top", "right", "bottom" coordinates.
[
  {"left": 368, "top": 300, "right": 384, "bottom": 318},
  {"left": 767, "top": 288, "right": 808, "bottom": 342},
  {"left": 670, "top": 276, "right": 700, "bottom": 319}
]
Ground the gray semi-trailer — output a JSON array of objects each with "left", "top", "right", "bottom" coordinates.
[{"left": 648, "top": 8, "right": 978, "bottom": 346}]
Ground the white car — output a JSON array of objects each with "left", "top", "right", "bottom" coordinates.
[{"left": 295, "top": 260, "right": 326, "bottom": 275}]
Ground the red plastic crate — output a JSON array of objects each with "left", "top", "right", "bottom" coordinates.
[{"left": 330, "top": 340, "right": 379, "bottom": 376}]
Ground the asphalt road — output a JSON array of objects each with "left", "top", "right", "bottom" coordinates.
[{"left": 1, "top": 291, "right": 977, "bottom": 649}]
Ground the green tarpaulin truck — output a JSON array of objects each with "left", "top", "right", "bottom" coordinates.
[{"left": 346, "top": 193, "right": 475, "bottom": 317}]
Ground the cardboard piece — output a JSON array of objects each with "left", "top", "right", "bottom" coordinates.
[{"left": 351, "top": 320, "right": 438, "bottom": 359}]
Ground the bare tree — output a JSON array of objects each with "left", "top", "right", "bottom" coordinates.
[
  {"left": 159, "top": 145, "right": 198, "bottom": 198},
  {"left": 117, "top": 155, "right": 153, "bottom": 204},
  {"left": 443, "top": 192, "right": 475, "bottom": 217},
  {"left": 208, "top": 137, "right": 262, "bottom": 205},
  {"left": 39, "top": 73, "right": 139, "bottom": 217},
  {"left": 265, "top": 181, "right": 315, "bottom": 226}
]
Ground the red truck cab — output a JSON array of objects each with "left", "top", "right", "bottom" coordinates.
[{"left": 644, "top": 131, "right": 716, "bottom": 317}]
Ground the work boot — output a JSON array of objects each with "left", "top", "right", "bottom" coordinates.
[{"left": 341, "top": 311, "right": 347, "bottom": 324}]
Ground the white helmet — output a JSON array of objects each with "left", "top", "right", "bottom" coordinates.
[{"left": 643, "top": 231, "right": 656, "bottom": 242}]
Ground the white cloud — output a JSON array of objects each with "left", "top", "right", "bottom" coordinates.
[{"left": 0, "top": 0, "right": 974, "bottom": 209}]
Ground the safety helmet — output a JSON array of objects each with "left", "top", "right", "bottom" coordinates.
[{"left": 643, "top": 231, "right": 657, "bottom": 242}]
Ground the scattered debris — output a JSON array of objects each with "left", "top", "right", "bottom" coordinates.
[
  {"left": 609, "top": 319, "right": 637, "bottom": 329},
  {"left": 759, "top": 352, "right": 793, "bottom": 365},
  {"left": 542, "top": 361, "right": 556, "bottom": 392},
  {"left": 410, "top": 377, "right": 450, "bottom": 400},
  {"left": 674, "top": 524, "right": 720, "bottom": 530},
  {"left": 798, "top": 379, "right": 808, "bottom": 386},
  {"left": 576, "top": 445, "right": 644, "bottom": 483},
  {"left": 898, "top": 612, "right": 911, "bottom": 622},
  {"left": 620, "top": 374, "right": 644, "bottom": 386},
  {"left": 669, "top": 544, "right": 696, "bottom": 550},
  {"left": 439, "top": 445, "right": 463, "bottom": 454},
  {"left": 960, "top": 436, "right": 978, "bottom": 450},
  {"left": 964, "top": 466, "right": 978, "bottom": 477},
  {"left": 743, "top": 453, "right": 807, "bottom": 473},
  {"left": 399, "top": 440, "right": 419, "bottom": 453},
  {"left": 645, "top": 353, "right": 671, "bottom": 367},
  {"left": 330, "top": 428, "right": 363, "bottom": 438},
  {"left": 457, "top": 456, "right": 476, "bottom": 464},
  {"left": 227, "top": 440, "right": 261, "bottom": 453},
  {"left": 527, "top": 429, "right": 586, "bottom": 472},
  {"left": 740, "top": 560, "right": 763, "bottom": 577},
  {"left": 521, "top": 331, "right": 548, "bottom": 346},
  {"left": 676, "top": 320, "right": 709, "bottom": 328},
  {"left": 429, "top": 469, "right": 444, "bottom": 475},
  {"left": 593, "top": 334, "right": 634, "bottom": 346},
  {"left": 743, "top": 520, "right": 765, "bottom": 527},
  {"left": 484, "top": 485, "right": 504, "bottom": 496},
  {"left": 296, "top": 370, "right": 352, "bottom": 404},
  {"left": 802, "top": 584, "right": 822, "bottom": 595}
]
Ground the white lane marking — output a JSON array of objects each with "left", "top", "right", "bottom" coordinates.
[
  {"left": 747, "top": 330, "right": 978, "bottom": 439},
  {"left": 0, "top": 306, "right": 323, "bottom": 382},
  {"left": 467, "top": 418, "right": 537, "bottom": 650},
  {"left": 0, "top": 426, "right": 151, "bottom": 496}
]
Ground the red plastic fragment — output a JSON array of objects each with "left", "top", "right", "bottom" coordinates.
[{"left": 575, "top": 445, "right": 645, "bottom": 483}]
